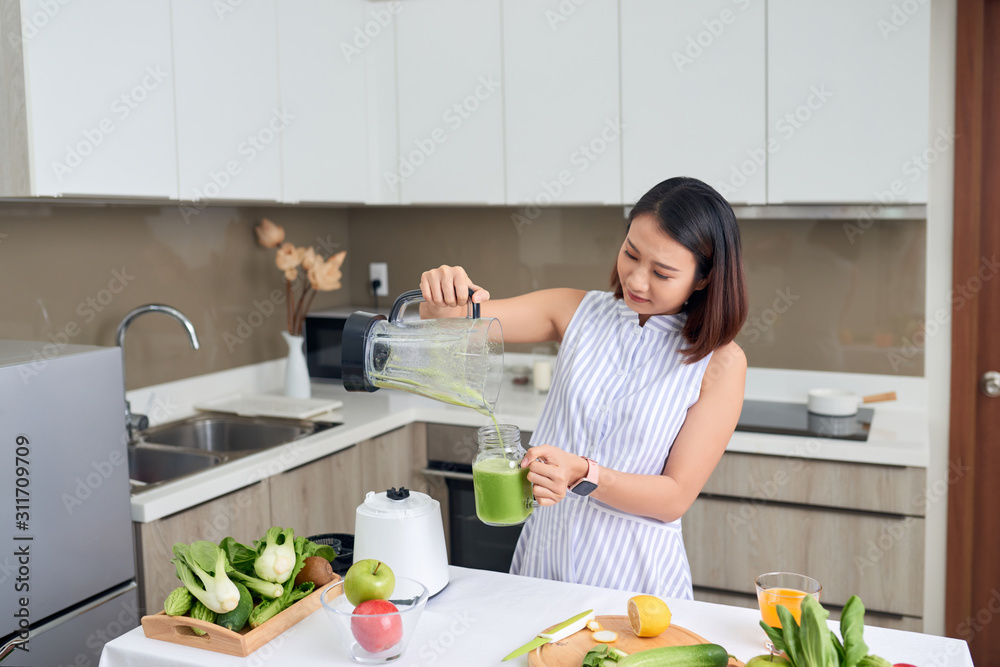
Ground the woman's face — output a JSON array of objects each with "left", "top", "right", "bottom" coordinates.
[{"left": 616, "top": 213, "right": 707, "bottom": 320}]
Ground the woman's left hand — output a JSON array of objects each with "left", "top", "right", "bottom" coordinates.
[{"left": 521, "top": 444, "right": 589, "bottom": 506}]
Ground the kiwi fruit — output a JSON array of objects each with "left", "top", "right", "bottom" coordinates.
[{"left": 295, "top": 556, "right": 336, "bottom": 587}]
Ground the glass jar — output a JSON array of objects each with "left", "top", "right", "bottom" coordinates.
[{"left": 472, "top": 424, "right": 534, "bottom": 526}]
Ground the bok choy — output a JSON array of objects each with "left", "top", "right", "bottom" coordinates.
[{"left": 171, "top": 541, "right": 241, "bottom": 614}]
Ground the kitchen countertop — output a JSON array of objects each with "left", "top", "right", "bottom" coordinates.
[
  {"left": 99, "top": 565, "right": 972, "bottom": 666},
  {"left": 128, "top": 358, "right": 930, "bottom": 523}
]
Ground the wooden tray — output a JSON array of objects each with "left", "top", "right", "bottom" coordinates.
[
  {"left": 528, "top": 615, "right": 744, "bottom": 666},
  {"left": 140, "top": 576, "right": 342, "bottom": 657}
]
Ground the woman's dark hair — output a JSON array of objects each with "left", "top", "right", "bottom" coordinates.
[{"left": 611, "top": 176, "right": 748, "bottom": 363}]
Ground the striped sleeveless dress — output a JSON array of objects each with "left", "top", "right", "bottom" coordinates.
[{"left": 509, "top": 290, "right": 713, "bottom": 600}]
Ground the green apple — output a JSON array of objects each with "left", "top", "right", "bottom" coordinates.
[
  {"left": 343, "top": 559, "right": 395, "bottom": 606},
  {"left": 745, "top": 656, "right": 790, "bottom": 666}
]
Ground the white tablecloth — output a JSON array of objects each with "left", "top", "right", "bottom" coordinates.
[{"left": 100, "top": 566, "right": 973, "bottom": 666}]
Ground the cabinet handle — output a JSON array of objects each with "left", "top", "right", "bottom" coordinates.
[{"left": 421, "top": 468, "right": 474, "bottom": 482}]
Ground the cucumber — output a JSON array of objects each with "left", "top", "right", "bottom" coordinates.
[
  {"left": 216, "top": 583, "right": 252, "bottom": 632},
  {"left": 617, "top": 644, "right": 731, "bottom": 667}
]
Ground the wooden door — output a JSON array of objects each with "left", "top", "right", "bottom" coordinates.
[{"left": 946, "top": 1, "right": 1000, "bottom": 663}]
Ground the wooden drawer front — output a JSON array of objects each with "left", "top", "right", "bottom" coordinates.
[
  {"left": 684, "top": 497, "right": 924, "bottom": 616},
  {"left": 702, "top": 452, "right": 926, "bottom": 516},
  {"left": 693, "top": 588, "right": 923, "bottom": 632},
  {"left": 270, "top": 445, "right": 363, "bottom": 538}
]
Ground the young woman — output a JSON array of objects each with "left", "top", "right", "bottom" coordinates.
[{"left": 419, "top": 176, "right": 748, "bottom": 600}]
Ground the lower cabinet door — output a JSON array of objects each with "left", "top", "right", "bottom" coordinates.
[{"left": 684, "top": 496, "right": 924, "bottom": 617}]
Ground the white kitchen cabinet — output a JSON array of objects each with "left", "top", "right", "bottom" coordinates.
[
  {"left": 171, "top": 0, "right": 282, "bottom": 202},
  {"left": 503, "top": 0, "right": 621, "bottom": 206},
  {"left": 362, "top": 0, "right": 401, "bottom": 205},
  {"left": 276, "top": 0, "right": 369, "bottom": 204},
  {"left": 15, "top": 0, "right": 177, "bottom": 198},
  {"left": 393, "top": 0, "right": 505, "bottom": 204},
  {"left": 767, "top": 0, "right": 930, "bottom": 204},
  {"left": 621, "top": 0, "right": 766, "bottom": 205}
]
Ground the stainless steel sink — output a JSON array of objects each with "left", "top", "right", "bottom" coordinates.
[
  {"left": 140, "top": 415, "right": 317, "bottom": 453},
  {"left": 128, "top": 413, "right": 339, "bottom": 492},
  {"left": 129, "top": 446, "right": 222, "bottom": 486}
]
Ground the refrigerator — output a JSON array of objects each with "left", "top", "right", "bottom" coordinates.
[{"left": 0, "top": 341, "right": 137, "bottom": 666}]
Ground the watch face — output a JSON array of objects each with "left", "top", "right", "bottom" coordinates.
[{"left": 571, "top": 480, "right": 598, "bottom": 496}]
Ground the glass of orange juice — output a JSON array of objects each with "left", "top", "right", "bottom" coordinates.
[{"left": 755, "top": 572, "right": 821, "bottom": 652}]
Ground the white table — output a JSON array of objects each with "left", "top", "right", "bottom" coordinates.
[{"left": 100, "top": 566, "right": 973, "bottom": 666}]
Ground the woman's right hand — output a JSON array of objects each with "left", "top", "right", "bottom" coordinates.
[{"left": 419, "top": 265, "right": 491, "bottom": 318}]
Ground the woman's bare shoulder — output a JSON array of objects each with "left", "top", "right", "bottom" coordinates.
[
  {"left": 702, "top": 341, "right": 747, "bottom": 392},
  {"left": 547, "top": 288, "right": 589, "bottom": 339}
]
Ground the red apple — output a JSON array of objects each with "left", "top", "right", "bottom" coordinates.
[{"left": 351, "top": 599, "right": 403, "bottom": 653}]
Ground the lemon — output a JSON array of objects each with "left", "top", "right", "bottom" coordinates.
[{"left": 627, "top": 595, "right": 672, "bottom": 638}]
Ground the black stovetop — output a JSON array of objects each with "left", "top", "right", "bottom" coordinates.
[{"left": 735, "top": 400, "right": 873, "bottom": 441}]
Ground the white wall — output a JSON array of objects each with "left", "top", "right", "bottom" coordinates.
[{"left": 923, "top": 0, "right": 957, "bottom": 637}]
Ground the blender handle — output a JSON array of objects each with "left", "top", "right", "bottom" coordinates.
[{"left": 390, "top": 288, "right": 480, "bottom": 322}]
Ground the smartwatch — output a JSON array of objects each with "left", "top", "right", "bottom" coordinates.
[{"left": 570, "top": 457, "right": 599, "bottom": 496}]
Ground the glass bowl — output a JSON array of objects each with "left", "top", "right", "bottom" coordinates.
[{"left": 321, "top": 577, "right": 429, "bottom": 664}]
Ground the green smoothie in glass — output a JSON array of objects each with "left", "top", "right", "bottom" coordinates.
[
  {"left": 473, "top": 458, "right": 533, "bottom": 526},
  {"left": 473, "top": 424, "right": 534, "bottom": 526}
]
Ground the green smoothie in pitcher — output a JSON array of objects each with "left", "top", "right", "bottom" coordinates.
[{"left": 473, "top": 425, "right": 533, "bottom": 526}]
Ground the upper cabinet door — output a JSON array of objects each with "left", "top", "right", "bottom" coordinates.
[
  {"left": 394, "top": 0, "right": 505, "bottom": 205},
  {"left": 621, "top": 0, "right": 766, "bottom": 205},
  {"left": 767, "top": 0, "right": 930, "bottom": 204},
  {"left": 276, "top": 0, "right": 369, "bottom": 204},
  {"left": 503, "top": 0, "right": 621, "bottom": 206},
  {"left": 172, "top": 0, "right": 282, "bottom": 202},
  {"left": 20, "top": 0, "right": 178, "bottom": 198}
]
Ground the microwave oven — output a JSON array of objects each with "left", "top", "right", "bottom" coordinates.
[{"left": 304, "top": 306, "right": 390, "bottom": 381}]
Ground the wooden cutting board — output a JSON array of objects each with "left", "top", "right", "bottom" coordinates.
[{"left": 528, "top": 615, "right": 744, "bottom": 666}]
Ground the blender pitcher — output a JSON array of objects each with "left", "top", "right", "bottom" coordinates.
[{"left": 341, "top": 289, "right": 504, "bottom": 414}]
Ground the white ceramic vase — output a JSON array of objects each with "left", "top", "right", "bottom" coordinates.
[{"left": 282, "top": 331, "right": 311, "bottom": 399}]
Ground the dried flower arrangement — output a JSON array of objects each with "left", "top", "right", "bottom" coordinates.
[{"left": 254, "top": 218, "right": 346, "bottom": 336}]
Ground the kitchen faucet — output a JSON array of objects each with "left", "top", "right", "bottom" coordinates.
[{"left": 116, "top": 304, "right": 200, "bottom": 439}]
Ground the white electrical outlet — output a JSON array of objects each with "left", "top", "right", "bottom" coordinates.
[{"left": 369, "top": 262, "right": 389, "bottom": 297}]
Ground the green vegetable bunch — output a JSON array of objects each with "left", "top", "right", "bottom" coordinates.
[
  {"left": 760, "top": 595, "right": 892, "bottom": 667},
  {"left": 164, "top": 527, "right": 337, "bottom": 635}
]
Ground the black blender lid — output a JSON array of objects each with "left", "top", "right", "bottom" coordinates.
[{"left": 341, "top": 310, "right": 384, "bottom": 392}]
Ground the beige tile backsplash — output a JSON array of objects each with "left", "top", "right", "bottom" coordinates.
[
  {"left": 0, "top": 203, "right": 351, "bottom": 389},
  {"left": 0, "top": 202, "right": 925, "bottom": 389}
]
